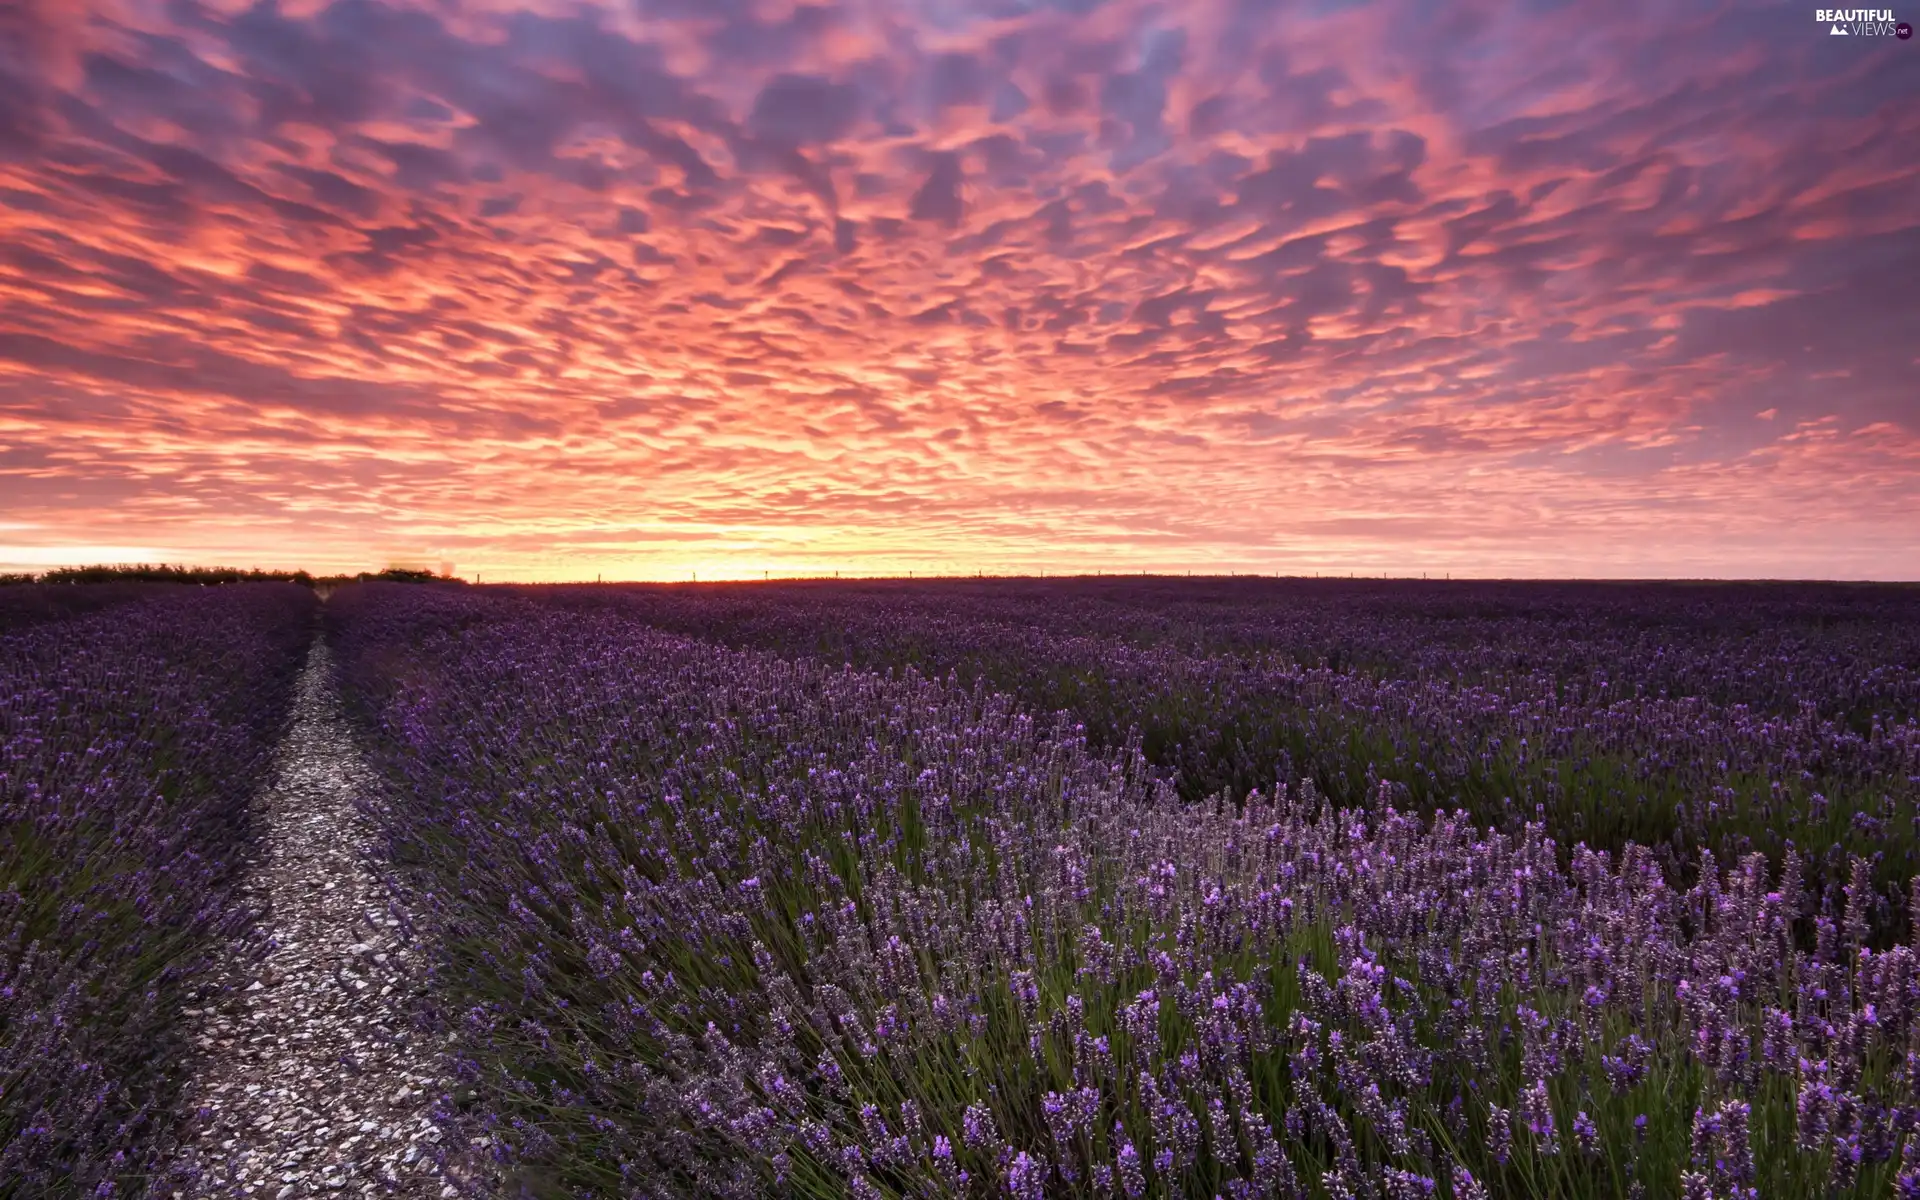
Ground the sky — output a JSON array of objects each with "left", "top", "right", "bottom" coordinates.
[{"left": 1, "top": 0, "right": 1916, "bottom": 582}]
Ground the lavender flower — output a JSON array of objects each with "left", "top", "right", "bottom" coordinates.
[
  {"left": 1116, "top": 1138, "right": 1147, "bottom": 1199},
  {"left": 1007, "top": 1150, "right": 1048, "bottom": 1200},
  {"left": 1451, "top": 1165, "right": 1490, "bottom": 1200},
  {"left": 1486, "top": 1105, "right": 1513, "bottom": 1164},
  {"left": 1573, "top": 1110, "right": 1600, "bottom": 1157}
]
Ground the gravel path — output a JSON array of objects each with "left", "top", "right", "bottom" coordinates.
[{"left": 156, "top": 638, "right": 469, "bottom": 1200}]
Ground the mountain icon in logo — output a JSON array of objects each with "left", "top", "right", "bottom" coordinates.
[{"left": 1831, "top": 22, "right": 1848, "bottom": 32}]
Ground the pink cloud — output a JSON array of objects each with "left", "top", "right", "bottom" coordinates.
[{"left": 0, "top": 0, "right": 1915, "bottom": 579}]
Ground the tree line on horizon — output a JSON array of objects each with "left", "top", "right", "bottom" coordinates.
[{"left": 0, "top": 563, "right": 457, "bottom": 587}]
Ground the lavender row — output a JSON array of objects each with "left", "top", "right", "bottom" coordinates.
[
  {"left": 512, "top": 580, "right": 1920, "bottom": 911},
  {"left": 0, "top": 583, "right": 316, "bottom": 1195},
  {"left": 335, "top": 582, "right": 1920, "bottom": 1198},
  {"left": 516, "top": 579, "right": 1920, "bottom": 726},
  {"left": 0, "top": 581, "right": 182, "bottom": 634}
]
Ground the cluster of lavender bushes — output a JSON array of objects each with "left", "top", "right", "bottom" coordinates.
[
  {"left": 515, "top": 579, "right": 1920, "bottom": 910},
  {"left": 0, "top": 584, "right": 315, "bottom": 1195},
  {"left": 334, "top": 581, "right": 1920, "bottom": 1199}
]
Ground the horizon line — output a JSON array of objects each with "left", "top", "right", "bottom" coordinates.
[{"left": 10, "top": 563, "right": 1920, "bottom": 588}]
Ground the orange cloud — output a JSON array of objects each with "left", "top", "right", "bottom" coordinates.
[{"left": 0, "top": 0, "right": 1915, "bottom": 579}]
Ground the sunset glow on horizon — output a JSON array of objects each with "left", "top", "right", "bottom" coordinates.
[{"left": 3, "top": 0, "right": 1916, "bottom": 582}]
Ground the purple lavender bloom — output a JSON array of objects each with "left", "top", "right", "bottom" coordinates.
[
  {"left": 1574, "top": 1110, "right": 1600, "bottom": 1157},
  {"left": 1007, "top": 1150, "right": 1048, "bottom": 1200},
  {"left": 1451, "top": 1165, "right": 1490, "bottom": 1200},
  {"left": 1486, "top": 1105, "right": 1513, "bottom": 1164},
  {"left": 1797, "top": 1067, "right": 1834, "bottom": 1150},
  {"left": 1520, "top": 1080, "right": 1559, "bottom": 1155},
  {"left": 963, "top": 1101, "right": 1001, "bottom": 1153},
  {"left": 1116, "top": 1139, "right": 1147, "bottom": 1199},
  {"left": 1895, "top": 1132, "right": 1920, "bottom": 1200}
]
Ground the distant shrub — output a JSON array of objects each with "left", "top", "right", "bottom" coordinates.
[
  {"left": 10, "top": 564, "right": 464, "bottom": 589},
  {"left": 35, "top": 563, "right": 316, "bottom": 587},
  {"left": 354, "top": 567, "right": 444, "bottom": 583}
]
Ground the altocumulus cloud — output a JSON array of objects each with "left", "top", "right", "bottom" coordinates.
[{"left": 0, "top": 0, "right": 1915, "bottom": 578}]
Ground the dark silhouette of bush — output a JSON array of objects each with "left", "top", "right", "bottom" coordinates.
[
  {"left": 5, "top": 564, "right": 466, "bottom": 589},
  {"left": 31, "top": 563, "right": 316, "bottom": 587},
  {"left": 353, "top": 567, "right": 443, "bottom": 583}
]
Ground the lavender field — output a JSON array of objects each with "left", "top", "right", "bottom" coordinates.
[
  {"left": 1, "top": 584, "right": 316, "bottom": 1194},
  {"left": 8, "top": 578, "right": 1920, "bottom": 1199},
  {"left": 327, "top": 579, "right": 1920, "bottom": 1199}
]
